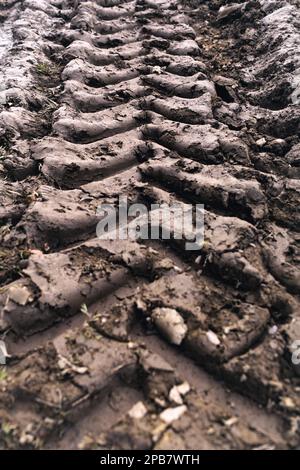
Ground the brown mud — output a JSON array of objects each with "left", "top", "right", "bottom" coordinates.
[{"left": 0, "top": 0, "right": 299, "bottom": 450}]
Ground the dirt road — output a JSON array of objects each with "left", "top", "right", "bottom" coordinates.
[{"left": 0, "top": 0, "right": 299, "bottom": 450}]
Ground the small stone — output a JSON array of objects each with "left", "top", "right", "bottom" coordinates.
[
  {"left": 218, "top": 2, "right": 247, "bottom": 21},
  {"left": 224, "top": 416, "right": 239, "bottom": 427},
  {"left": 256, "top": 137, "right": 267, "bottom": 147},
  {"left": 156, "top": 258, "right": 175, "bottom": 271},
  {"left": 173, "top": 265, "right": 182, "bottom": 273},
  {"left": 169, "top": 386, "right": 183, "bottom": 405},
  {"left": 19, "top": 433, "right": 35, "bottom": 445},
  {"left": 153, "top": 66, "right": 162, "bottom": 74},
  {"left": 0, "top": 340, "right": 10, "bottom": 364},
  {"left": 270, "top": 139, "right": 286, "bottom": 150},
  {"left": 176, "top": 382, "right": 190, "bottom": 396},
  {"left": 281, "top": 397, "right": 296, "bottom": 410},
  {"left": 8, "top": 285, "right": 33, "bottom": 306},
  {"left": 152, "top": 422, "right": 168, "bottom": 443},
  {"left": 169, "top": 381, "right": 190, "bottom": 404},
  {"left": 268, "top": 325, "right": 278, "bottom": 335},
  {"left": 154, "top": 398, "right": 167, "bottom": 408}
]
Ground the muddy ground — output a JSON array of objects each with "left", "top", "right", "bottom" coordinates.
[{"left": 0, "top": 0, "right": 299, "bottom": 450}]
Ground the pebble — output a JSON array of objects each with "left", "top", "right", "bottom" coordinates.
[
  {"left": 206, "top": 330, "right": 221, "bottom": 346},
  {"left": 152, "top": 307, "right": 188, "bottom": 346},
  {"left": 256, "top": 137, "right": 267, "bottom": 147}
]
